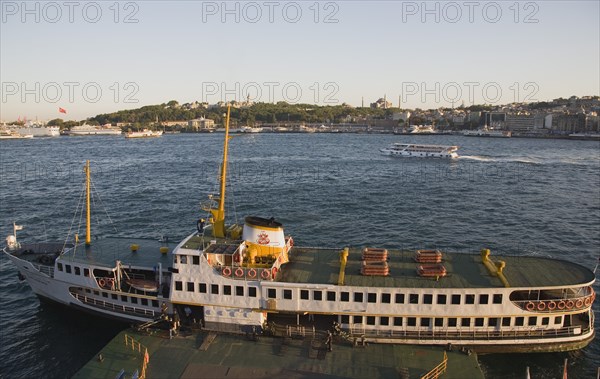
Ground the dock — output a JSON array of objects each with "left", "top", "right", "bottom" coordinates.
[{"left": 74, "top": 329, "right": 485, "bottom": 379}]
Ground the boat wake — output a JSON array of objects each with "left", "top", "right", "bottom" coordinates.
[{"left": 459, "top": 155, "right": 540, "bottom": 164}]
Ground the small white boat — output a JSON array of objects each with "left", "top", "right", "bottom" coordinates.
[
  {"left": 380, "top": 143, "right": 459, "bottom": 158},
  {"left": 125, "top": 130, "right": 163, "bottom": 138},
  {"left": 240, "top": 126, "right": 263, "bottom": 133},
  {"left": 0, "top": 129, "right": 34, "bottom": 139},
  {"left": 463, "top": 126, "right": 511, "bottom": 138}
]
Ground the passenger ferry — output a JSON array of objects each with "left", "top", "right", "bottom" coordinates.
[
  {"left": 4, "top": 106, "right": 596, "bottom": 353},
  {"left": 125, "top": 129, "right": 163, "bottom": 138},
  {"left": 380, "top": 143, "right": 459, "bottom": 159},
  {"left": 463, "top": 126, "right": 511, "bottom": 138},
  {"left": 65, "top": 124, "right": 122, "bottom": 136}
]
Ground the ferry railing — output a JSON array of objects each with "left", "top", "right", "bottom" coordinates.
[
  {"left": 511, "top": 291, "right": 595, "bottom": 313},
  {"left": 344, "top": 324, "right": 591, "bottom": 342},
  {"left": 420, "top": 351, "right": 447, "bottom": 379},
  {"left": 32, "top": 263, "right": 54, "bottom": 278},
  {"left": 73, "top": 293, "right": 157, "bottom": 318},
  {"left": 124, "top": 334, "right": 149, "bottom": 379}
]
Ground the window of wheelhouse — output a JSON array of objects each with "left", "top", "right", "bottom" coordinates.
[
  {"left": 141, "top": 298, "right": 148, "bottom": 306},
  {"left": 74, "top": 267, "right": 81, "bottom": 275},
  {"left": 192, "top": 256, "right": 200, "bottom": 265},
  {"left": 354, "top": 292, "right": 364, "bottom": 303},
  {"left": 479, "top": 294, "right": 489, "bottom": 304},
  {"left": 65, "top": 265, "right": 72, "bottom": 274},
  {"left": 381, "top": 293, "right": 391, "bottom": 303},
  {"left": 341, "top": 292, "right": 349, "bottom": 302},
  {"left": 437, "top": 294, "right": 447, "bottom": 304},
  {"left": 84, "top": 268, "right": 90, "bottom": 277},
  {"left": 493, "top": 294, "right": 503, "bottom": 304}
]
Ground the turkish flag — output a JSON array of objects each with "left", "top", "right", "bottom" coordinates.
[{"left": 59, "top": 107, "right": 67, "bottom": 114}]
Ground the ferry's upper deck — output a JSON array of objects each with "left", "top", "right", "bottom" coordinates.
[
  {"left": 280, "top": 247, "right": 595, "bottom": 289},
  {"left": 58, "top": 237, "right": 175, "bottom": 268}
]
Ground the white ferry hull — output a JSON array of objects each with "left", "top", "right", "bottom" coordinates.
[
  {"left": 380, "top": 149, "right": 458, "bottom": 159},
  {"left": 15, "top": 126, "right": 60, "bottom": 137},
  {"left": 5, "top": 249, "right": 161, "bottom": 323}
]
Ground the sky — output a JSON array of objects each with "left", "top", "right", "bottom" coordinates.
[{"left": 1, "top": 0, "right": 599, "bottom": 121}]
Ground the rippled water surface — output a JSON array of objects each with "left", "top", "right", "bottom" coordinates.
[{"left": 0, "top": 134, "right": 598, "bottom": 378}]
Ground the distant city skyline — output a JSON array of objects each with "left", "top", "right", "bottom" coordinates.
[{"left": 1, "top": 1, "right": 598, "bottom": 121}]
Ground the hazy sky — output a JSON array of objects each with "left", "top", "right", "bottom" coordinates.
[{"left": 1, "top": 0, "right": 599, "bottom": 121}]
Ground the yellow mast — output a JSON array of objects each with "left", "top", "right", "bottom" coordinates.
[
  {"left": 85, "top": 160, "right": 91, "bottom": 245},
  {"left": 211, "top": 105, "right": 231, "bottom": 238}
]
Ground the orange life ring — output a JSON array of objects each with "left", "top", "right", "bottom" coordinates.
[
  {"left": 547, "top": 301, "right": 556, "bottom": 310},
  {"left": 525, "top": 302, "right": 535, "bottom": 311},
  {"left": 248, "top": 268, "right": 257, "bottom": 279},
  {"left": 575, "top": 299, "right": 584, "bottom": 308},
  {"left": 107, "top": 278, "right": 114, "bottom": 289},
  {"left": 584, "top": 297, "right": 592, "bottom": 307},
  {"left": 261, "top": 269, "right": 271, "bottom": 280},
  {"left": 235, "top": 268, "right": 244, "bottom": 278},
  {"left": 271, "top": 267, "right": 278, "bottom": 278},
  {"left": 98, "top": 278, "right": 106, "bottom": 287},
  {"left": 222, "top": 267, "right": 232, "bottom": 277},
  {"left": 537, "top": 301, "right": 546, "bottom": 311},
  {"left": 566, "top": 300, "right": 574, "bottom": 309},
  {"left": 557, "top": 301, "right": 566, "bottom": 310},
  {"left": 289, "top": 237, "right": 294, "bottom": 247}
]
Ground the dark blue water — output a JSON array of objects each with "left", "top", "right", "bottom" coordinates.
[{"left": 0, "top": 134, "right": 598, "bottom": 378}]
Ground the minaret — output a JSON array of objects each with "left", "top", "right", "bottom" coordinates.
[
  {"left": 361, "top": 97, "right": 364, "bottom": 108},
  {"left": 384, "top": 94, "right": 387, "bottom": 109}
]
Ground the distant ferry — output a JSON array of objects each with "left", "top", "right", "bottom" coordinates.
[
  {"left": 11, "top": 124, "right": 60, "bottom": 137},
  {"left": 240, "top": 126, "right": 263, "bottom": 133},
  {"left": 380, "top": 143, "right": 459, "bottom": 158},
  {"left": 409, "top": 125, "right": 436, "bottom": 134},
  {"left": 0, "top": 129, "right": 33, "bottom": 139},
  {"left": 125, "top": 129, "right": 163, "bottom": 138},
  {"left": 66, "top": 125, "right": 122, "bottom": 136},
  {"left": 463, "top": 126, "right": 511, "bottom": 138}
]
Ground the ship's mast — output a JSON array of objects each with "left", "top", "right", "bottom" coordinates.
[
  {"left": 211, "top": 105, "right": 231, "bottom": 238},
  {"left": 85, "top": 160, "right": 91, "bottom": 245}
]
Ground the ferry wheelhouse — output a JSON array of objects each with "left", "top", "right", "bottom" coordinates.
[
  {"left": 4, "top": 106, "right": 596, "bottom": 353},
  {"left": 380, "top": 143, "right": 459, "bottom": 159}
]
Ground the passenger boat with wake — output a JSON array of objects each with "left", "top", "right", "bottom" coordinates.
[
  {"left": 380, "top": 143, "right": 459, "bottom": 159},
  {"left": 4, "top": 106, "right": 596, "bottom": 353}
]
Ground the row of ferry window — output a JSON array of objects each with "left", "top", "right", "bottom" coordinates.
[
  {"left": 82, "top": 288, "right": 159, "bottom": 308},
  {"left": 341, "top": 315, "right": 563, "bottom": 328},
  {"left": 173, "top": 282, "right": 504, "bottom": 305},
  {"left": 57, "top": 263, "right": 89, "bottom": 276},
  {"left": 174, "top": 255, "right": 200, "bottom": 265}
]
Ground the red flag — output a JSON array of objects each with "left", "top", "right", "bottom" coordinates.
[{"left": 59, "top": 107, "right": 67, "bottom": 114}]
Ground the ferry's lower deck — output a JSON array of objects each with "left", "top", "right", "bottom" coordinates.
[{"left": 170, "top": 238, "right": 597, "bottom": 352}]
